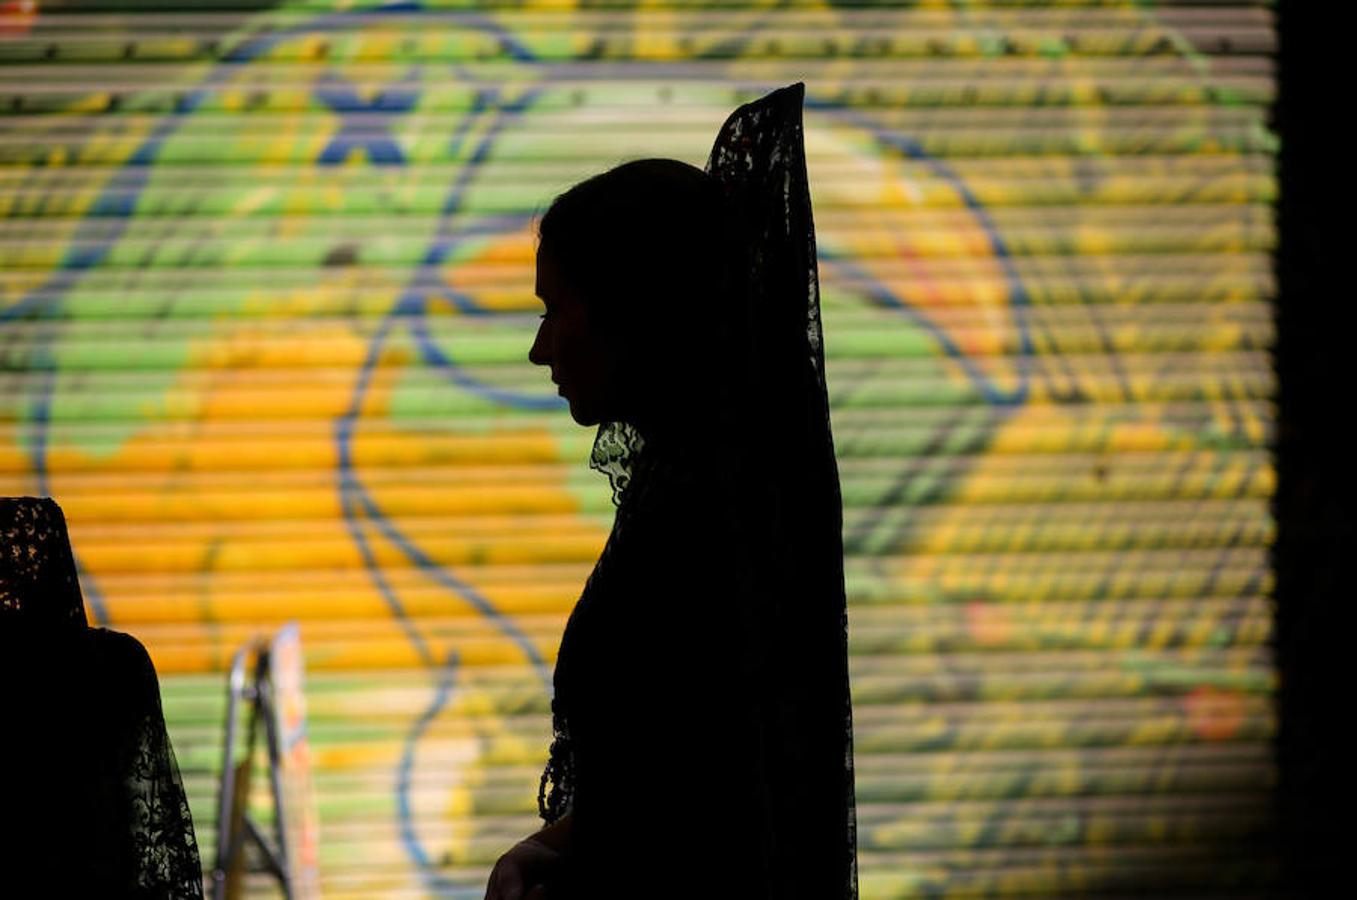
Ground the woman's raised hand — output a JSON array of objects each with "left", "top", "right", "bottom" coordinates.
[{"left": 484, "top": 834, "right": 563, "bottom": 900}]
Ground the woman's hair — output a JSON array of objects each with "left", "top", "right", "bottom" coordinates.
[{"left": 534, "top": 158, "right": 743, "bottom": 421}]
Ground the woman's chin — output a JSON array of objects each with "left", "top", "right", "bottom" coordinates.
[{"left": 565, "top": 398, "right": 601, "bottom": 427}]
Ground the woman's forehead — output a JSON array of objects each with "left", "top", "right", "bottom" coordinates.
[
  {"left": 535, "top": 249, "right": 577, "bottom": 306},
  {"left": 534, "top": 261, "right": 548, "bottom": 301},
  {"left": 535, "top": 246, "right": 557, "bottom": 297}
]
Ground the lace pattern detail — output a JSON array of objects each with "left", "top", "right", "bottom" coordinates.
[
  {"left": 122, "top": 650, "right": 207, "bottom": 898},
  {"left": 537, "top": 695, "right": 576, "bottom": 825},
  {"left": 1, "top": 496, "right": 86, "bottom": 626},
  {"left": 588, "top": 419, "right": 647, "bottom": 508}
]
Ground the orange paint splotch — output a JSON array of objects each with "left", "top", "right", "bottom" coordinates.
[{"left": 1183, "top": 685, "right": 1249, "bottom": 741}]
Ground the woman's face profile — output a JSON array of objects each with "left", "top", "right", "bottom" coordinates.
[{"left": 529, "top": 244, "right": 616, "bottom": 427}]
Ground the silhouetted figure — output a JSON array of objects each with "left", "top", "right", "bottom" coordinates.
[
  {"left": 0, "top": 497, "right": 203, "bottom": 898},
  {"left": 486, "top": 83, "right": 858, "bottom": 900}
]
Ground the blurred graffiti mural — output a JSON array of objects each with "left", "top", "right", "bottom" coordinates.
[{"left": 0, "top": 1, "right": 1278, "bottom": 895}]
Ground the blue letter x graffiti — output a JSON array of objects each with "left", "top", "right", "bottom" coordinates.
[{"left": 314, "top": 65, "right": 422, "bottom": 166}]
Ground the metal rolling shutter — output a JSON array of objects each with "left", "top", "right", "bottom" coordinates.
[{"left": 0, "top": 2, "right": 1278, "bottom": 895}]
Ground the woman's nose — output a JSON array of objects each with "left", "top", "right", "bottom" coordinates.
[{"left": 528, "top": 322, "right": 550, "bottom": 367}]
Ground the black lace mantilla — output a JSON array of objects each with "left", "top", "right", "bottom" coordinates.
[
  {"left": 537, "top": 82, "right": 859, "bottom": 900},
  {"left": 1, "top": 496, "right": 205, "bottom": 898},
  {"left": 1, "top": 493, "right": 86, "bottom": 626}
]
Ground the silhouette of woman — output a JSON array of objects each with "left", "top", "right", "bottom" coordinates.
[
  {"left": 485, "top": 83, "right": 858, "bottom": 900},
  {"left": 0, "top": 496, "right": 204, "bottom": 897}
]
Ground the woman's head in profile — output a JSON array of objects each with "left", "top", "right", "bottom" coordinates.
[{"left": 529, "top": 158, "right": 741, "bottom": 436}]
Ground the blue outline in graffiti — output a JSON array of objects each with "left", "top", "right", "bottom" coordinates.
[
  {"left": 802, "top": 94, "right": 1035, "bottom": 407},
  {"left": 395, "top": 651, "right": 486, "bottom": 898}
]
